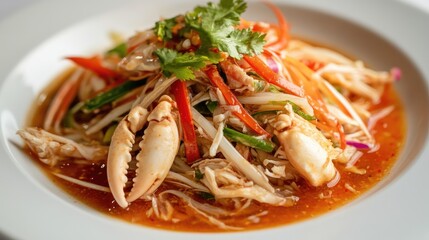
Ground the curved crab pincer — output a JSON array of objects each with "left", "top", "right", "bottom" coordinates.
[{"left": 107, "top": 95, "right": 179, "bottom": 208}]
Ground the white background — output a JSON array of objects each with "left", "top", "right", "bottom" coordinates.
[{"left": 1, "top": 0, "right": 429, "bottom": 21}]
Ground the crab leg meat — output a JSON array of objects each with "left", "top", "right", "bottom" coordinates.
[{"left": 17, "top": 127, "right": 108, "bottom": 166}]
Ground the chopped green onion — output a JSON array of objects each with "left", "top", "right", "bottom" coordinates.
[
  {"left": 287, "top": 100, "right": 316, "bottom": 121},
  {"left": 194, "top": 101, "right": 218, "bottom": 116},
  {"left": 106, "top": 43, "right": 127, "bottom": 58},
  {"left": 194, "top": 102, "right": 211, "bottom": 115},
  {"left": 223, "top": 127, "right": 276, "bottom": 152},
  {"left": 268, "top": 85, "right": 281, "bottom": 93},
  {"left": 102, "top": 123, "right": 118, "bottom": 145},
  {"left": 267, "top": 101, "right": 287, "bottom": 106},
  {"left": 62, "top": 102, "right": 85, "bottom": 128},
  {"left": 247, "top": 71, "right": 260, "bottom": 78},
  {"left": 198, "top": 192, "right": 215, "bottom": 200},
  {"left": 253, "top": 80, "right": 266, "bottom": 92},
  {"left": 252, "top": 110, "right": 279, "bottom": 119},
  {"left": 82, "top": 80, "right": 146, "bottom": 112},
  {"left": 206, "top": 101, "right": 218, "bottom": 113},
  {"left": 266, "top": 100, "right": 316, "bottom": 121},
  {"left": 194, "top": 169, "right": 204, "bottom": 180}
]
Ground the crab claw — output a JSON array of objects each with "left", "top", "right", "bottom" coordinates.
[
  {"left": 272, "top": 113, "right": 339, "bottom": 187},
  {"left": 280, "top": 129, "right": 337, "bottom": 186},
  {"left": 107, "top": 95, "right": 179, "bottom": 208},
  {"left": 127, "top": 97, "right": 179, "bottom": 202}
]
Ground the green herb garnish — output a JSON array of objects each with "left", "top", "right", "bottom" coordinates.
[
  {"left": 223, "top": 127, "right": 276, "bottom": 152},
  {"left": 195, "top": 169, "right": 204, "bottom": 180},
  {"left": 194, "top": 100, "right": 218, "bottom": 115},
  {"left": 153, "top": 0, "right": 266, "bottom": 80},
  {"left": 106, "top": 42, "right": 127, "bottom": 58},
  {"left": 102, "top": 123, "right": 118, "bottom": 145},
  {"left": 206, "top": 101, "right": 218, "bottom": 113},
  {"left": 82, "top": 80, "right": 146, "bottom": 112},
  {"left": 154, "top": 48, "right": 210, "bottom": 80},
  {"left": 287, "top": 100, "right": 317, "bottom": 121},
  {"left": 153, "top": 17, "right": 178, "bottom": 41},
  {"left": 198, "top": 192, "right": 215, "bottom": 200}
]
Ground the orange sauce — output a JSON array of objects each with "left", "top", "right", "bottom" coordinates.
[{"left": 26, "top": 63, "right": 406, "bottom": 232}]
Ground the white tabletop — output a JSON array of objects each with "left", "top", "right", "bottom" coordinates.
[{"left": 0, "top": 0, "right": 34, "bottom": 21}]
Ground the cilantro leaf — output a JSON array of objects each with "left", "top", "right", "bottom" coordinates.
[
  {"left": 153, "top": 0, "right": 267, "bottom": 80},
  {"left": 154, "top": 48, "right": 209, "bottom": 80},
  {"left": 192, "top": 0, "right": 245, "bottom": 27},
  {"left": 217, "top": 29, "right": 265, "bottom": 58},
  {"left": 154, "top": 17, "right": 177, "bottom": 41},
  {"left": 185, "top": 0, "right": 265, "bottom": 59}
]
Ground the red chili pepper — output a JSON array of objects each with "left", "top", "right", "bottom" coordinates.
[
  {"left": 243, "top": 55, "right": 304, "bottom": 97},
  {"left": 170, "top": 80, "right": 201, "bottom": 163},
  {"left": 66, "top": 56, "right": 119, "bottom": 81},
  {"left": 205, "top": 65, "right": 271, "bottom": 137}
]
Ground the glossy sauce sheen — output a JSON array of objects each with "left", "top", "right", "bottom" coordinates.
[{"left": 28, "top": 69, "right": 406, "bottom": 232}]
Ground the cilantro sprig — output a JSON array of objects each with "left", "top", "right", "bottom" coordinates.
[
  {"left": 153, "top": 16, "right": 177, "bottom": 41},
  {"left": 153, "top": 0, "right": 266, "bottom": 80},
  {"left": 185, "top": 0, "right": 264, "bottom": 58},
  {"left": 154, "top": 48, "right": 210, "bottom": 80}
]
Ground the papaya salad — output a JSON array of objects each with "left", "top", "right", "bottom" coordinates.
[{"left": 18, "top": 0, "right": 405, "bottom": 231}]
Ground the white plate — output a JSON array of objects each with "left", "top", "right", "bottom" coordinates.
[{"left": 0, "top": 0, "right": 428, "bottom": 239}]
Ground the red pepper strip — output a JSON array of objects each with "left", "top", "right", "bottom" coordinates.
[
  {"left": 264, "top": 2, "right": 290, "bottom": 50},
  {"left": 243, "top": 55, "right": 304, "bottom": 97},
  {"left": 205, "top": 65, "right": 271, "bottom": 137},
  {"left": 66, "top": 56, "right": 119, "bottom": 82},
  {"left": 170, "top": 80, "right": 201, "bottom": 163}
]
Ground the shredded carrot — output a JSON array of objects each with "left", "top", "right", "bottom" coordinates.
[
  {"left": 301, "top": 59, "right": 325, "bottom": 71},
  {"left": 44, "top": 70, "right": 81, "bottom": 130},
  {"left": 284, "top": 56, "right": 346, "bottom": 149},
  {"left": 239, "top": 18, "right": 271, "bottom": 33},
  {"left": 239, "top": 18, "right": 253, "bottom": 29},
  {"left": 264, "top": 2, "right": 290, "bottom": 50}
]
